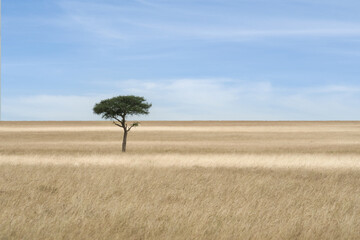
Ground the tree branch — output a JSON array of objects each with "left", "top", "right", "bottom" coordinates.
[
  {"left": 127, "top": 122, "right": 139, "bottom": 132},
  {"left": 113, "top": 116, "right": 127, "bottom": 129},
  {"left": 113, "top": 116, "right": 122, "bottom": 123},
  {"left": 113, "top": 121, "right": 123, "bottom": 128}
]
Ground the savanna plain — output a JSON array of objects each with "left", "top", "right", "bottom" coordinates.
[{"left": 1, "top": 121, "right": 360, "bottom": 239}]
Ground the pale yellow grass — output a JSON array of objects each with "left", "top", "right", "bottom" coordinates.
[
  {"left": 1, "top": 121, "right": 360, "bottom": 239},
  {"left": 1, "top": 154, "right": 360, "bottom": 170}
]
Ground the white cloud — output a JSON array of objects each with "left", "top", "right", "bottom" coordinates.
[
  {"left": 5, "top": 79, "right": 359, "bottom": 120},
  {"left": 3, "top": 95, "right": 104, "bottom": 121},
  {"left": 308, "top": 85, "right": 360, "bottom": 93}
]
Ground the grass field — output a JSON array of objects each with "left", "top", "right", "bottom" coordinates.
[{"left": 1, "top": 121, "right": 360, "bottom": 239}]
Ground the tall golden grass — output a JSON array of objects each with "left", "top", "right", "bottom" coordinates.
[{"left": 1, "top": 121, "right": 360, "bottom": 239}]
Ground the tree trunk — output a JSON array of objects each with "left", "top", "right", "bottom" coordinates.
[{"left": 122, "top": 130, "right": 128, "bottom": 152}]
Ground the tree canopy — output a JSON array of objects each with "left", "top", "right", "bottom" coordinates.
[{"left": 93, "top": 95, "right": 152, "bottom": 119}]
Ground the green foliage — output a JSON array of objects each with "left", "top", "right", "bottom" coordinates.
[
  {"left": 131, "top": 122, "right": 140, "bottom": 127},
  {"left": 93, "top": 95, "right": 152, "bottom": 120}
]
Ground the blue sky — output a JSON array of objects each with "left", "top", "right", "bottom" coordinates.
[{"left": 2, "top": 0, "right": 360, "bottom": 120}]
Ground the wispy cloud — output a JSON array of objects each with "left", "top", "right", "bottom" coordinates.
[{"left": 57, "top": 1, "right": 360, "bottom": 41}]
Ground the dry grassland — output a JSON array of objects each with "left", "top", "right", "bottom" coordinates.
[{"left": 1, "top": 121, "right": 360, "bottom": 239}]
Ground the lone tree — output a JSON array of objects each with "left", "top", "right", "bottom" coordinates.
[{"left": 93, "top": 95, "right": 152, "bottom": 152}]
